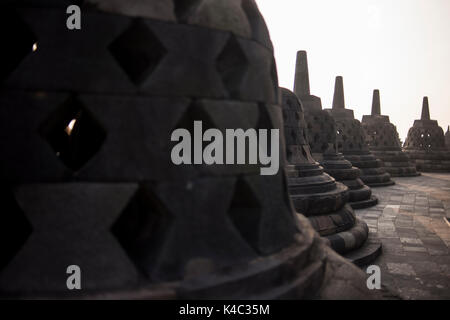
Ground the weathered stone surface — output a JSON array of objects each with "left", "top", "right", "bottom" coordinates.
[
  {"left": 357, "top": 173, "right": 450, "bottom": 299},
  {"left": 294, "top": 51, "right": 377, "bottom": 209},
  {"left": 2, "top": 12, "right": 277, "bottom": 103},
  {"left": 403, "top": 97, "right": 450, "bottom": 172},
  {"left": 281, "top": 88, "right": 372, "bottom": 257},
  {"left": 446, "top": 126, "right": 450, "bottom": 150},
  {"left": 362, "top": 90, "right": 420, "bottom": 177},
  {"left": 325, "top": 77, "right": 395, "bottom": 188},
  {"left": 7, "top": 0, "right": 273, "bottom": 50},
  {"left": 0, "top": 1, "right": 376, "bottom": 299},
  {"left": 0, "top": 184, "right": 141, "bottom": 294},
  {"left": 87, "top": 0, "right": 177, "bottom": 22},
  {"left": 321, "top": 148, "right": 378, "bottom": 209}
]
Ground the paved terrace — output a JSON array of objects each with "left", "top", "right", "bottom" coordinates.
[{"left": 357, "top": 173, "right": 450, "bottom": 299}]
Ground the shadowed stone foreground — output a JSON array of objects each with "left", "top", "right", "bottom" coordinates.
[{"left": 0, "top": 0, "right": 378, "bottom": 299}]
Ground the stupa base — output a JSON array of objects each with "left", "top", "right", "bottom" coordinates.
[
  {"left": 349, "top": 196, "right": 379, "bottom": 210},
  {"left": 363, "top": 179, "right": 396, "bottom": 188},
  {"left": 343, "top": 233, "right": 382, "bottom": 267},
  {"left": 344, "top": 154, "right": 395, "bottom": 188},
  {"left": 411, "top": 159, "right": 450, "bottom": 172},
  {"left": 6, "top": 215, "right": 378, "bottom": 300},
  {"left": 323, "top": 218, "right": 369, "bottom": 255},
  {"left": 370, "top": 150, "right": 420, "bottom": 177},
  {"left": 386, "top": 168, "right": 421, "bottom": 177}
]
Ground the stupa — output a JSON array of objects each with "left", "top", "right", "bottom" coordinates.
[
  {"left": 446, "top": 126, "right": 450, "bottom": 150},
  {"left": 0, "top": 0, "right": 375, "bottom": 299},
  {"left": 403, "top": 97, "right": 450, "bottom": 172},
  {"left": 362, "top": 90, "right": 419, "bottom": 177},
  {"left": 294, "top": 51, "right": 377, "bottom": 209},
  {"left": 325, "top": 77, "right": 395, "bottom": 188},
  {"left": 281, "top": 88, "right": 381, "bottom": 265}
]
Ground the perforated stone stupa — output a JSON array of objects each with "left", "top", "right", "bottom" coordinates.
[
  {"left": 281, "top": 88, "right": 381, "bottom": 265},
  {"left": 294, "top": 51, "right": 377, "bottom": 209},
  {"left": 362, "top": 90, "right": 419, "bottom": 177},
  {"left": 0, "top": 0, "right": 376, "bottom": 299},
  {"left": 325, "top": 77, "right": 395, "bottom": 188},
  {"left": 403, "top": 97, "right": 450, "bottom": 172},
  {"left": 446, "top": 126, "right": 450, "bottom": 150}
]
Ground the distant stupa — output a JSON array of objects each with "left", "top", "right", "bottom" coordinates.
[
  {"left": 403, "top": 97, "right": 450, "bottom": 172},
  {"left": 294, "top": 51, "right": 377, "bottom": 209},
  {"left": 325, "top": 77, "right": 395, "bottom": 187},
  {"left": 281, "top": 88, "right": 381, "bottom": 264},
  {"left": 445, "top": 126, "right": 450, "bottom": 150},
  {"left": 362, "top": 90, "right": 419, "bottom": 177}
]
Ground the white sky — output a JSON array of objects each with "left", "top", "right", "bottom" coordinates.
[{"left": 256, "top": 0, "right": 450, "bottom": 141}]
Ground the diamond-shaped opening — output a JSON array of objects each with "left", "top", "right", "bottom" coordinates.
[
  {"left": 173, "top": 0, "right": 202, "bottom": 22},
  {"left": 174, "top": 102, "right": 216, "bottom": 133},
  {"left": 216, "top": 35, "right": 249, "bottom": 98},
  {"left": 39, "top": 96, "right": 106, "bottom": 171},
  {"left": 171, "top": 102, "right": 216, "bottom": 160},
  {"left": 109, "top": 19, "right": 167, "bottom": 86},
  {"left": 0, "top": 9, "right": 37, "bottom": 83},
  {"left": 0, "top": 187, "right": 32, "bottom": 272},
  {"left": 112, "top": 185, "right": 171, "bottom": 278},
  {"left": 227, "top": 179, "right": 262, "bottom": 253}
]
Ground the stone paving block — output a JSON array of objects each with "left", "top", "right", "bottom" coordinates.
[
  {"left": 377, "top": 233, "right": 399, "bottom": 240},
  {"left": 400, "top": 238, "right": 423, "bottom": 245},
  {"left": 364, "top": 213, "right": 381, "bottom": 219},
  {"left": 387, "top": 263, "right": 416, "bottom": 276},
  {"left": 404, "top": 247, "right": 427, "bottom": 253},
  {"left": 395, "top": 221, "right": 414, "bottom": 228},
  {"left": 428, "top": 248, "right": 449, "bottom": 256},
  {"left": 382, "top": 244, "right": 406, "bottom": 256},
  {"left": 421, "top": 236, "right": 446, "bottom": 244},
  {"left": 395, "top": 227, "right": 418, "bottom": 236}
]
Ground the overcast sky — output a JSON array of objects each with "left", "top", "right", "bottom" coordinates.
[{"left": 256, "top": 0, "right": 450, "bottom": 141}]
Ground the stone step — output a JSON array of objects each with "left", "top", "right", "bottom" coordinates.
[
  {"left": 349, "top": 195, "right": 378, "bottom": 210},
  {"left": 343, "top": 234, "right": 382, "bottom": 267}
]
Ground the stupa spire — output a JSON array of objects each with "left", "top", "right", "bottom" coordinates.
[
  {"left": 294, "top": 51, "right": 310, "bottom": 97},
  {"left": 332, "top": 76, "right": 345, "bottom": 109},
  {"left": 371, "top": 90, "right": 381, "bottom": 116},
  {"left": 421, "top": 97, "right": 430, "bottom": 120}
]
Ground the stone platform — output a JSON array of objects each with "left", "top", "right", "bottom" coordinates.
[{"left": 357, "top": 173, "right": 450, "bottom": 299}]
